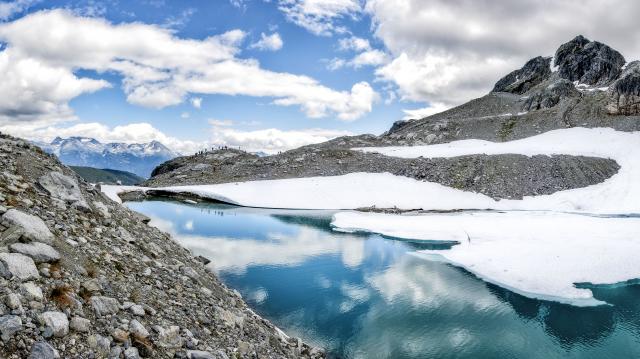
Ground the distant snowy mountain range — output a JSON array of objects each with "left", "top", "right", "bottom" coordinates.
[{"left": 35, "top": 137, "right": 179, "bottom": 178}]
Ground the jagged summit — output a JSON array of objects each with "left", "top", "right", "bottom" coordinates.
[
  {"left": 554, "top": 35, "right": 625, "bottom": 85},
  {"left": 35, "top": 137, "right": 179, "bottom": 178}
]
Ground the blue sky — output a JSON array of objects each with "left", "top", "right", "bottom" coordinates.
[{"left": 0, "top": 0, "right": 638, "bottom": 153}]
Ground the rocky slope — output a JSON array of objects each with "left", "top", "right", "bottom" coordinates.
[
  {"left": 142, "top": 37, "right": 638, "bottom": 200},
  {"left": 0, "top": 133, "right": 323, "bottom": 358}
]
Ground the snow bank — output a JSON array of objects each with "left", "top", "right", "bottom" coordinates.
[
  {"left": 357, "top": 127, "right": 640, "bottom": 214},
  {"left": 101, "top": 185, "right": 141, "bottom": 204},
  {"left": 331, "top": 211, "right": 640, "bottom": 306},
  {"left": 102, "top": 128, "right": 639, "bottom": 214}
]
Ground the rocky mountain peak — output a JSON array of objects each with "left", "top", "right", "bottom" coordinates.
[
  {"left": 554, "top": 35, "right": 626, "bottom": 85},
  {"left": 492, "top": 56, "right": 552, "bottom": 94}
]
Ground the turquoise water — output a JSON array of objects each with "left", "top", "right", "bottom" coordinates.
[{"left": 126, "top": 199, "right": 640, "bottom": 359}]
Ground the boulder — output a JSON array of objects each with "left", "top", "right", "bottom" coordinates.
[
  {"left": 69, "top": 317, "right": 91, "bottom": 332},
  {"left": 1, "top": 209, "right": 54, "bottom": 244},
  {"left": 37, "top": 172, "right": 89, "bottom": 211},
  {"left": 0, "top": 253, "right": 39, "bottom": 281},
  {"left": 493, "top": 56, "right": 552, "bottom": 94},
  {"left": 555, "top": 35, "right": 625, "bottom": 85},
  {"left": 607, "top": 61, "right": 640, "bottom": 115},
  {"left": 28, "top": 341, "right": 58, "bottom": 359},
  {"left": 522, "top": 79, "right": 581, "bottom": 111},
  {"left": 91, "top": 296, "right": 120, "bottom": 317},
  {"left": 21, "top": 282, "right": 44, "bottom": 301},
  {"left": 9, "top": 242, "right": 61, "bottom": 263},
  {"left": 42, "top": 311, "right": 69, "bottom": 338},
  {"left": 0, "top": 315, "right": 22, "bottom": 340}
]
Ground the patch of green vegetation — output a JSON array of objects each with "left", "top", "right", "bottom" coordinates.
[
  {"left": 70, "top": 166, "right": 145, "bottom": 185},
  {"left": 498, "top": 118, "right": 517, "bottom": 141}
]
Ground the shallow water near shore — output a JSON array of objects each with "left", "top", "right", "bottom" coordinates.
[{"left": 126, "top": 199, "right": 640, "bottom": 359}]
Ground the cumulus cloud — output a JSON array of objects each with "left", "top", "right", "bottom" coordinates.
[
  {"left": 209, "top": 124, "right": 351, "bottom": 153},
  {"left": 190, "top": 97, "right": 202, "bottom": 109},
  {"left": 277, "top": 0, "right": 361, "bottom": 36},
  {"left": 0, "top": 0, "right": 39, "bottom": 20},
  {"left": 366, "top": 0, "right": 640, "bottom": 107},
  {"left": 0, "top": 9, "right": 376, "bottom": 127},
  {"left": 249, "top": 32, "right": 283, "bottom": 51},
  {"left": 329, "top": 35, "right": 390, "bottom": 70}
]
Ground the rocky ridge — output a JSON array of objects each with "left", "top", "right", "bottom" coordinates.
[
  {"left": 0, "top": 133, "right": 323, "bottom": 358},
  {"left": 142, "top": 36, "right": 639, "bottom": 199}
]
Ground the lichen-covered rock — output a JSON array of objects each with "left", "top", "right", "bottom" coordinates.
[
  {"left": 0, "top": 253, "right": 39, "bottom": 281},
  {"left": 493, "top": 56, "right": 552, "bottom": 94},
  {"left": 0, "top": 315, "right": 22, "bottom": 340},
  {"left": 607, "top": 61, "right": 640, "bottom": 115},
  {"left": 555, "top": 35, "right": 626, "bottom": 85},
  {"left": 41, "top": 311, "right": 69, "bottom": 338},
  {"left": 38, "top": 172, "right": 90, "bottom": 211},
  {"left": 28, "top": 341, "right": 58, "bottom": 359},
  {"left": 9, "top": 242, "right": 60, "bottom": 263},
  {"left": 91, "top": 296, "right": 120, "bottom": 317},
  {"left": 522, "top": 79, "right": 581, "bottom": 111},
  {"left": 1, "top": 209, "right": 54, "bottom": 244}
]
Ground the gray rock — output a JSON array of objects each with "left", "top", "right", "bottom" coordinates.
[
  {"left": 522, "top": 79, "right": 581, "bottom": 111},
  {"left": 129, "top": 319, "right": 149, "bottom": 338},
  {"left": 180, "top": 266, "right": 200, "bottom": 282},
  {"left": 187, "top": 350, "right": 216, "bottom": 359},
  {"left": 555, "top": 35, "right": 626, "bottom": 85},
  {"left": 1, "top": 209, "right": 54, "bottom": 244},
  {"left": 21, "top": 282, "right": 44, "bottom": 301},
  {"left": 38, "top": 172, "right": 90, "bottom": 211},
  {"left": 42, "top": 311, "right": 69, "bottom": 338},
  {"left": 88, "top": 334, "right": 111, "bottom": 355},
  {"left": 0, "top": 253, "right": 39, "bottom": 281},
  {"left": 129, "top": 304, "right": 145, "bottom": 316},
  {"left": 607, "top": 61, "right": 640, "bottom": 115},
  {"left": 124, "top": 347, "right": 140, "bottom": 359},
  {"left": 91, "top": 296, "right": 120, "bottom": 317},
  {"left": 155, "top": 325, "right": 183, "bottom": 349},
  {"left": 493, "top": 56, "right": 552, "bottom": 94},
  {"left": 69, "top": 316, "right": 91, "bottom": 332},
  {"left": 0, "top": 315, "right": 22, "bottom": 340},
  {"left": 6, "top": 292, "right": 22, "bottom": 309},
  {"left": 9, "top": 242, "right": 61, "bottom": 263},
  {"left": 29, "top": 341, "right": 58, "bottom": 359}
]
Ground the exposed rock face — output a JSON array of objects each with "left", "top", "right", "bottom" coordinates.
[
  {"left": 555, "top": 35, "right": 626, "bottom": 85},
  {"left": 522, "top": 79, "right": 581, "bottom": 111},
  {"left": 0, "top": 133, "right": 324, "bottom": 358},
  {"left": 493, "top": 56, "right": 551, "bottom": 94},
  {"left": 607, "top": 61, "right": 640, "bottom": 115}
]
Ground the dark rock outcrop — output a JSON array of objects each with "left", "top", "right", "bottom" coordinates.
[
  {"left": 555, "top": 35, "right": 625, "bottom": 85},
  {"left": 522, "top": 79, "right": 581, "bottom": 111},
  {"left": 493, "top": 56, "right": 551, "bottom": 94},
  {"left": 607, "top": 61, "right": 640, "bottom": 115}
]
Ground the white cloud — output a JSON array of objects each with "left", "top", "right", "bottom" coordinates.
[
  {"left": 330, "top": 35, "right": 390, "bottom": 70},
  {"left": 190, "top": 97, "right": 202, "bottom": 109},
  {"left": 209, "top": 125, "right": 351, "bottom": 153},
  {"left": 0, "top": 9, "right": 376, "bottom": 127},
  {"left": 338, "top": 36, "right": 370, "bottom": 51},
  {"left": 402, "top": 103, "right": 449, "bottom": 121},
  {"left": 365, "top": 0, "right": 640, "bottom": 107},
  {"left": 0, "top": 0, "right": 39, "bottom": 20},
  {"left": 249, "top": 32, "right": 283, "bottom": 51},
  {"left": 180, "top": 112, "right": 190, "bottom": 119},
  {"left": 277, "top": 0, "right": 361, "bottom": 36}
]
